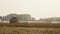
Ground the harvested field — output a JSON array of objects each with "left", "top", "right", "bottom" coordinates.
[
  {"left": 0, "top": 27, "right": 60, "bottom": 34},
  {"left": 0, "top": 23, "right": 60, "bottom": 28},
  {"left": 0, "top": 23, "right": 60, "bottom": 34}
]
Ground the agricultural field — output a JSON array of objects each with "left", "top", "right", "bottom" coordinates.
[
  {"left": 0, "top": 23, "right": 60, "bottom": 34},
  {"left": 0, "top": 23, "right": 60, "bottom": 28},
  {"left": 0, "top": 27, "right": 60, "bottom": 34}
]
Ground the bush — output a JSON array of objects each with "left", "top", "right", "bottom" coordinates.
[{"left": 9, "top": 17, "right": 18, "bottom": 23}]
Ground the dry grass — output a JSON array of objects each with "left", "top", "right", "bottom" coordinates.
[
  {"left": 0, "top": 27, "right": 60, "bottom": 34},
  {"left": 0, "top": 22, "right": 60, "bottom": 34},
  {"left": 0, "top": 22, "right": 60, "bottom": 28}
]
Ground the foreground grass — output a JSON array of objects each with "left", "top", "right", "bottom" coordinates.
[{"left": 0, "top": 27, "right": 60, "bottom": 34}]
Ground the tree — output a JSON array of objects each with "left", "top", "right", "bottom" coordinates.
[
  {"left": 10, "top": 17, "right": 18, "bottom": 23},
  {"left": 0, "top": 16, "right": 2, "bottom": 22},
  {"left": 31, "top": 17, "right": 36, "bottom": 21}
]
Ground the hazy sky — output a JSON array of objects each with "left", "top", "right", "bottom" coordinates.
[{"left": 0, "top": 0, "right": 60, "bottom": 19}]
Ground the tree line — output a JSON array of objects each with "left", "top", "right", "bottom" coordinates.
[
  {"left": 0, "top": 14, "right": 36, "bottom": 21},
  {"left": 0, "top": 13, "right": 60, "bottom": 23}
]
